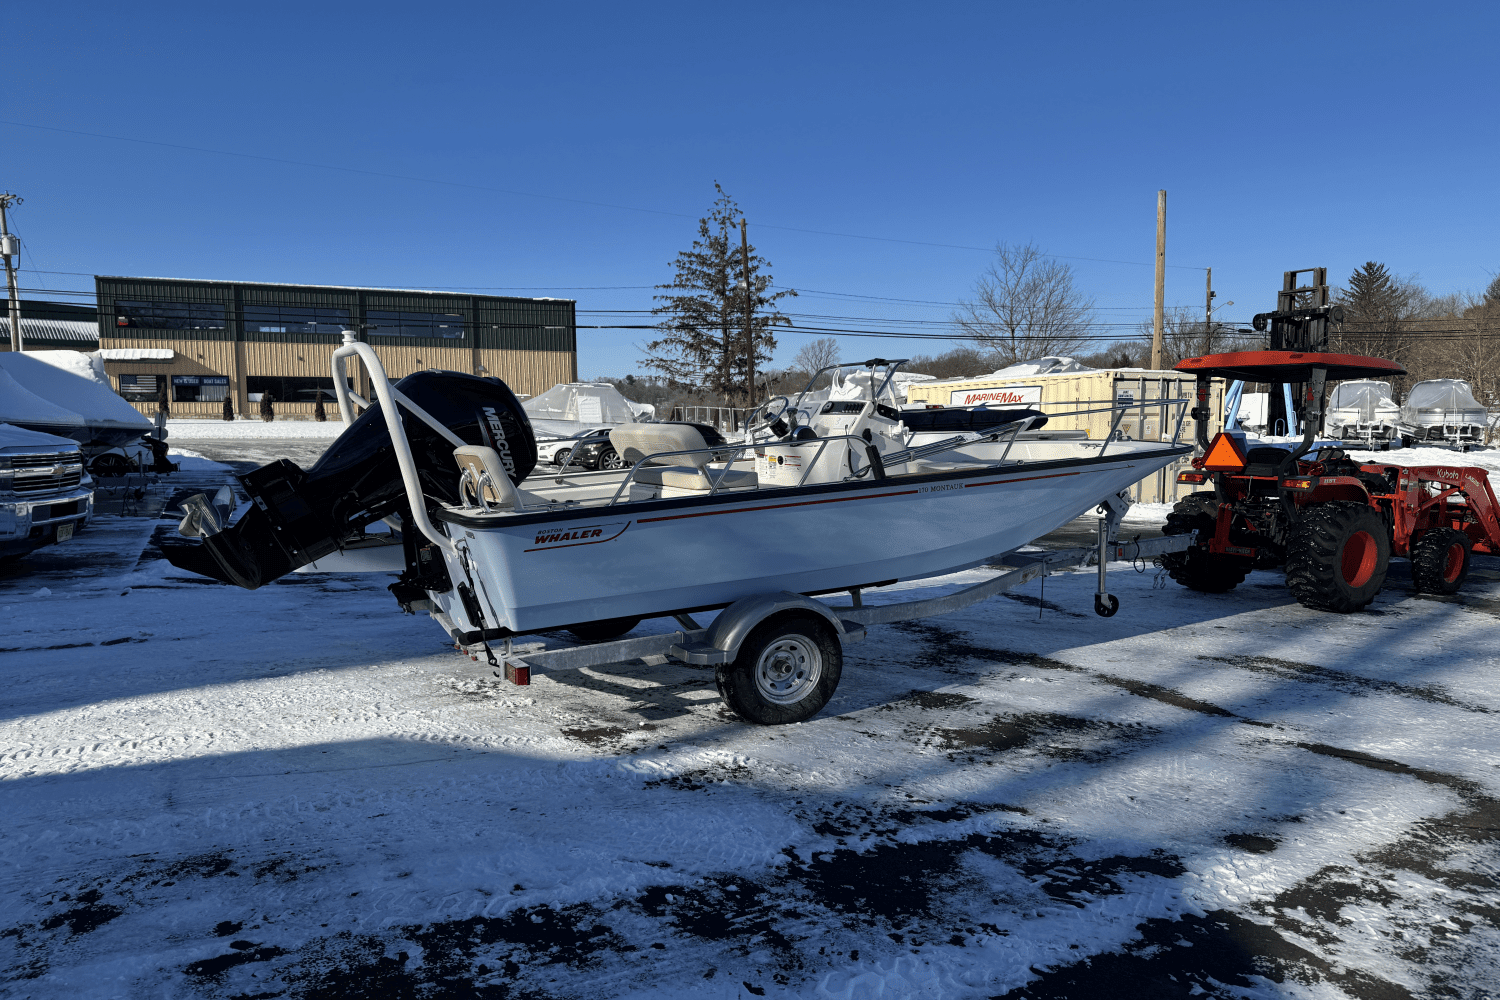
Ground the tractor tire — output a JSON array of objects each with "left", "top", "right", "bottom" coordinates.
[
  {"left": 1285, "top": 502, "right": 1391, "bottom": 613},
  {"left": 1160, "top": 492, "right": 1251, "bottom": 593},
  {"left": 1410, "top": 527, "right": 1472, "bottom": 595}
]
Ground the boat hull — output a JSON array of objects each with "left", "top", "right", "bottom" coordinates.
[{"left": 435, "top": 444, "right": 1189, "bottom": 632}]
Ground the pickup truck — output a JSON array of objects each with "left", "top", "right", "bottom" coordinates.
[{"left": 0, "top": 422, "right": 94, "bottom": 564}]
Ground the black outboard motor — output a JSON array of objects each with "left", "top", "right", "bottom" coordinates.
[{"left": 165, "top": 370, "right": 535, "bottom": 589}]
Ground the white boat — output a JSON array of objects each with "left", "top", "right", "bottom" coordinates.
[
  {"left": 1326, "top": 379, "right": 1400, "bottom": 447},
  {"left": 1398, "top": 379, "right": 1488, "bottom": 448},
  {"left": 167, "top": 341, "right": 1190, "bottom": 722}
]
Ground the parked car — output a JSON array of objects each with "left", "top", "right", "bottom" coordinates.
[
  {"left": 0, "top": 422, "right": 94, "bottom": 564},
  {"left": 566, "top": 422, "right": 730, "bottom": 471},
  {"left": 547, "top": 427, "right": 612, "bottom": 467}
]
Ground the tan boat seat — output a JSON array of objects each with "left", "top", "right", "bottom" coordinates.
[{"left": 610, "top": 423, "right": 715, "bottom": 468}]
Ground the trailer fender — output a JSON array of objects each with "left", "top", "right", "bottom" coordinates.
[{"left": 671, "top": 591, "right": 865, "bottom": 666}]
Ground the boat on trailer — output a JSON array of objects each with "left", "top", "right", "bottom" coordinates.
[{"left": 166, "top": 335, "right": 1193, "bottom": 723}]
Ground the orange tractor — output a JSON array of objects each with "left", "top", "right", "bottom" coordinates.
[{"left": 1162, "top": 350, "right": 1500, "bottom": 613}]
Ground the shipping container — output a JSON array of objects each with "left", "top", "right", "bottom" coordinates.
[{"left": 905, "top": 369, "right": 1224, "bottom": 504}]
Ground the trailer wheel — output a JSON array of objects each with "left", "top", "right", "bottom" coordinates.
[
  {"left": 715, "top": 612, "right": 842, "bottom": 725},
  {"left": 567, "top": 616, "right": 641, "bottom": 641},
  {"left": 1410, "top": 528, "right": 1472, "bottom": 595},
  {"left": 1285, "top": 502, "right": 1391, "bottom": 613},
  {"left": 1160, "top": 492, "right": 1251, "bottom": 593}
]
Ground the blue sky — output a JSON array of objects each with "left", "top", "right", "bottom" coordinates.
[{"left": 6, "top": 1, "right": 1497, "bottom": 378}]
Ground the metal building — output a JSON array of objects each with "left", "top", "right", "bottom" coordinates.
[{"left": 94, "top": 276, "right": 577, "bottom": 418}]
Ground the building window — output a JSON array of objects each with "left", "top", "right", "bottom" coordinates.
[
  {"left": 118, "top": 374, "right": 161, "bottom": 401},
  {"left": 246, "top": 376, "right": 349, "bottom": 403},
  {"left": 115, "top": 299, "right": 227, "bottom": 330},
  {"left": 172, "top": 375, "right": 230, "bottom": 403},
  {"left": 242, "top": 305, "right": 351, "bottom": 336},
  {"left": 367, "top": 310, "right": 465, "bottom": 339}
]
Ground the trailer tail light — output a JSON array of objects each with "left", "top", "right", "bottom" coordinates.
[
  {"left": 1202, "top": 432, "right": 1248, "bottom": 473},
  {"left": 1177, "top": 471, "right": 1208, "bottom": 484},
  {"left": 1282, "top": 477, "right": 1317, "bottom": 491}
]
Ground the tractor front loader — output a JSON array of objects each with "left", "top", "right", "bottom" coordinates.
[{"left": 1161, "top": 350, "right": 1500, "bottom": 613}]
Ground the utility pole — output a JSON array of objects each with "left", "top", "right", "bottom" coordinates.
[
  {"left": 1205, "top": 267, "right": 1214, "bottom": 352},
  {"left": 0, "top": 193, "right": 22, "bottom": 353},
  {"left": 740, "top": 219, "right": 755, "bottom": 408},
  {"left": 1151, "top": 190, "right": 1165, "bottom": 371}
]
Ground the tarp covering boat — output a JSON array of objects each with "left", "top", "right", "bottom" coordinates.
[
  {"left": 522, "top": 383, "right": 652, "bottom": 440},
  {"left": 1326, "top": 380, "right": 1400, "bottom": 441},
  {"left": 1400, "top": 379, "right": 1486, "bottom": 428},
  {"left": 0, "top": 351, "right": 153, "bottom": 451}
]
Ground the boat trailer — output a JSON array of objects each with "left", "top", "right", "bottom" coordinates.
[{"left": 450, "top": 495, "right": 1193, "bottom": 693}]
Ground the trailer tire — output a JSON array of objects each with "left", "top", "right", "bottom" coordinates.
[
  {"left": 715, "top": 612, "right": 841, "bottom": 725},
  {"left": 1160, "top": 492, "right": 1251, "bottom": 593},
  {"left": 1410, "top": 528, "right": 1472, "bottom": 595},
  {"left": 566, "top": 616, "right": 641, "bottom": 641},
  {"left": 1285, "top": 502, "right": 1390, "bottom": 613}
]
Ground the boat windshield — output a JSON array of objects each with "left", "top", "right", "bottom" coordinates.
[{"left": 792, "top": 358, "right": 912, "bottom": 411}]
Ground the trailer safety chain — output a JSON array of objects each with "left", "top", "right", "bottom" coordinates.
[{"left": 1151, "top": 555, "right": 1170, "bottom": 590}]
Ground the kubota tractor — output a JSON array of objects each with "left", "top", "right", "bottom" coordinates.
[{"left": 1161, "top": 350, "right": 1500, "bottom": 613}]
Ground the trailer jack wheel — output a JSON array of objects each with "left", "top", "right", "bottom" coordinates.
[
  {"left": 715, "top": 613, "right": 842, "bottom": 725},
  {"left": 1094, "top": 593, "right": 1119, "bottom": 617}
]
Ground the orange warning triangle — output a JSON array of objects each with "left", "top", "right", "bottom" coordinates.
[{"left": 1202, "top": 432, "right": 1247, "bottom": 472}]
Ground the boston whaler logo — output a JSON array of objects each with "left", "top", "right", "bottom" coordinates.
[{"left": 525, "top": 521, "right": 629, "bottom": 551}]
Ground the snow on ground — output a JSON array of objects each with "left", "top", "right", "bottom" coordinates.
[
  {"left": 166, "top": 419, "right": 348, "bottom": 440},
  {"left": 2, "top": 447, "right": 1499, "bottom": 998},
  {"left": 1347, "top": 445, "right": 1500, "bottom": 476}
]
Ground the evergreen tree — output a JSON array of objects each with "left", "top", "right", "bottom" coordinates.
[
  {"left": 313, "top": 391, "right": 327, "bottom": 422},
  {"left": 222, "top": 393, "right": 234, "bottom": 421},
  {"left": 156, "top": 383, "right": 170, "bottom": 418},
  {"left": 645, "top": 183, "right": 795, "bottom": 404},
  {"left": 1339, "top": 261, "right": 1417, "bottom": 326},
  {"left": 260, "top": 391, "right": 276, "bottom": 423},
  {"left": 1484, "top": 272, "right": 1500, "bottom": 307}
]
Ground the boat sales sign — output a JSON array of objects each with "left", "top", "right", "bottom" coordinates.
[{"left": 950, "top": 384, "right": 1041, "bottom": 407}]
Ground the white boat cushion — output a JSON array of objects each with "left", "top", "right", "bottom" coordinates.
[
  {"left": 633, "top": 465, "right": 758, "bottom": 491},
  {"left": 610, "top": 424, "right": 712, "bottom": 468}
]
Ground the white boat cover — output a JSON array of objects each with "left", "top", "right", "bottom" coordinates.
[
  {"left": 823, "top": 369, "right": 937, "bottom": 405},
  {"left": 1326, "top": 380, "right": 1400, "bottom": 431},
  {"left": 27, "top": 349, "right": 111, "bottom": 385},
  {"left": 0, "top": 421, "right": 80, "bottom": 451},
  {"left": 988, "top": 356, "right": 1092, "bottom": 378},
  {"left": 522, "top": 383, "right": 651, "bottom": 440},
  {"left": 1400, "top": 379, "right": 1487, "bottom": 428},
  {"left": 0, "top": 351, "right": 153, "bottom": 448},
  {"left": 1236, "top": 392, "right": 1268, "bottom": 430}
]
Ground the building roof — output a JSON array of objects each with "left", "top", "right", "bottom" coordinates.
[
  {"left": 95, "top": 275, "right": 573, "bottom": 303},
  {"left": 0, "top": 318, "right": 100, "bottom": 344}
]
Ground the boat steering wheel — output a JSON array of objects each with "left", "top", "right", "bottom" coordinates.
[{"left": 746, "top": 396, "right": 793, "bottom": 437}]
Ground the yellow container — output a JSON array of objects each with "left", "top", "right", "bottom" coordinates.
[{"left": 905, "top": 369, "right": 1224, "bottom": 504}]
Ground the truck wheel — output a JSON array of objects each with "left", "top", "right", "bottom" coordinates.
[
  {"left": 715, "top": 613, "right": 841, "bottom": 725},
  {"left": 1160, "top": 492, "right": 1251, "bottom": 592},
  {"left": 1410, "top": 528, "right": 1472, "bottom": 595},
  {"left": 567, "top": 616, "right": 641, "bottom": 641},
  {"left": 1285, "top": 502, "right": 1390, "bottom": 613}
]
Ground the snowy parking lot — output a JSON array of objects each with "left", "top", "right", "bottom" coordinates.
[{"left": 2, "top": 442, "right": 1499, "bottom": 998}]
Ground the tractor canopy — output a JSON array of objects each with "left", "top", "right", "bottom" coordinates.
[{"left": 1174, "top": 351, "right": 1405, "bottom": 383}]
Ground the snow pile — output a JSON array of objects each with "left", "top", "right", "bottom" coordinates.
[{"left": 23, "top": 350, "right": 110, "bottom": 385}]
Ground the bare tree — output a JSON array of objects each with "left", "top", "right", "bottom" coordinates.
[
  {"left": 953, "top": 242, "right": 1096, "bottom": 364},
  {"left": 904, "top": 345, "right": 994, "bottom": 379},
  {"left": 1135, "top": 306, "right": 1255, "bottom": 368},
  {"left": 791, "top": 337, "right": 841, "bottom": 375}
]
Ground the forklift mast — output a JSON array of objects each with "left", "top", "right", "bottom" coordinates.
[{"left": 1251, "top": 268, "right": 1345, "bottom": 435}]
